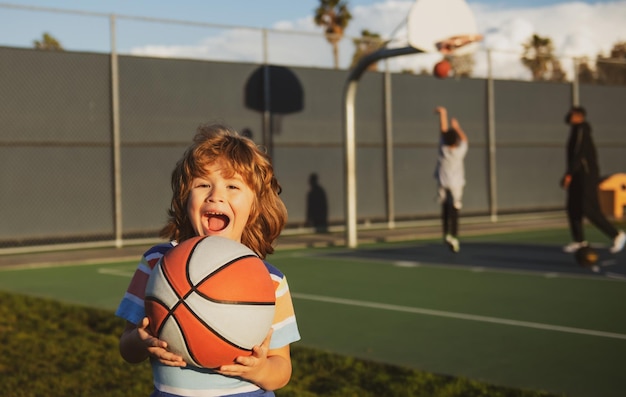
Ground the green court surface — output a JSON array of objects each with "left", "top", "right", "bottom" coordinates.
[{"left": 1, "top": 226, "right": 625, "bottom": 397}]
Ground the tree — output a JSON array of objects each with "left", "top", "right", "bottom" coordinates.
[
  {"left": 521, "top": 34, "right": 565, "bottom": 82},
  {"left": 596, "top": 41, "right": 626, "bottom": 86},
  {"left": 576, "top": 57, "right": 596, "bottom": 84},
  {"left": 314, "top": 0, "right": 352, "bottom": 70},
  {"left": 33, "top": 32, "right": 64, "bottom": 51},
  {"left": 350, "top": 30, "right": 383, "bottom": 71}
]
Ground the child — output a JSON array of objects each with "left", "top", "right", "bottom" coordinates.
[
  {"left": 434, "top": 106, "right": 468, "bottom": 253},
  {"left": 115, "top": 123, "right": 301, "bottom": 397}
]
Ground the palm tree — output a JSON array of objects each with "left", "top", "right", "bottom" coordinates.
[
  {"left": 33, "top": 32, "right": 64, "bottom": 51},
  {"left": 350, "top": 30, "right": 383, "bottom": 71},
  {"left": 521, "top": 34, "right": 564, "bottom": 82},
  {"left": 314, "top": 0, "right": 352, "bottom": 69},
  {"left": 576, "top": 58, "right": 596, "bottom": 84},
  {"left": 596, "top": 41, "right": 626, "bottom": 85}
]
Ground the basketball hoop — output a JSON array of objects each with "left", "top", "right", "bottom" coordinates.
[
  {"left": 436, "top": 33, "right": 483, "bottom": 79},
  {"left": 407, "top": 0, "right": 481, "bottom": 53},
  {"left": 436, "top": 34, "right": 483, "bottom": 55}
]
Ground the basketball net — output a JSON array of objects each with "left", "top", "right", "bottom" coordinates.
[{"left": 436, "top": 34, "right": 482, "bottom": 78}]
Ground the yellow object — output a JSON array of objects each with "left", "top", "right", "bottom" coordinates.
[{"left": 598, "top": 173, "right": 626, "bottom": 219}]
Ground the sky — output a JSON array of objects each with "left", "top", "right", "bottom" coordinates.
[{"left": 1, "top": 0, "right": 625, "bottom": 80}]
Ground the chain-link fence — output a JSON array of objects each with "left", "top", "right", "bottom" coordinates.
[
  {"left": 1, "top": 3, "right": 625, "bottom": 253},
  {"left": 2, "top": 3, "right": 625, "bottom": 81}
]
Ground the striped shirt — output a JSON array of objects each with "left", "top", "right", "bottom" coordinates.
[{"left": 115, "top": 242, "right": 301, "bottom": 397}]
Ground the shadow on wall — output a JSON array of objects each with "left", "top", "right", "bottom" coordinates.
[
  {"left": 244, "top": 65, "right": 304, "bottom": 152},
  {"left": 305, "top": 173, "right": 329, "bottom": 233}
]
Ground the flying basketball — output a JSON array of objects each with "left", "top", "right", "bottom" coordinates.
[
  {"left": 433, "top": 59, "right": 451, "bottom": 79},
  {"left": 144, "top": 235, "right": 276, "bottom": 369},
  {"left": 575, "top": 246, "right": 599, "bottom": 268}
]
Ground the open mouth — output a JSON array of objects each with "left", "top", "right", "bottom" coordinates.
[{"left": 205, "top": 212, "right": 230, "bottom": 232}]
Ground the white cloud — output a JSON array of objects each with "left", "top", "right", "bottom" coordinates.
[
  {"left": 467, "top": 1, "right": 626, "bottom": 78},
  {"left": 128, "top": 1, "right": 626, "bottom": 81},
  {"left": 129, "top": 28, "right": 266, "bottom": 63}
]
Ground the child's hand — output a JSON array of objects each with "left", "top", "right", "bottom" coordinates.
[
  {"left": 216, "top": 328, "right": 273, "bottom": 380},
  {"left": 450, "top": 118, "right": 460, "bottom": 129},
  {"left": 561, "top": 174, "right": 572, "bottom": 189},
  {"left": 137, "top": 317, "right": 187, "bottom": 367}
]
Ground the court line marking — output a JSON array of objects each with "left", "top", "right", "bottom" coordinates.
[
  {"left": 292, "top": 292, "right": 626, "bottom": 341},
  {"left": 326, "top": 254, "right": 626, "bottom": 282},
  {"left": 0, "top": 256, "right": 139, "bottom": 271},
  {"left": 91, "top": 267, "right": 626, "bottom": 340},
  {"left": 97, "top": 267, "right": 135, "bottom": 277}
]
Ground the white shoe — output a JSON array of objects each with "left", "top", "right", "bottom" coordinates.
[
  {"left": 563, "top": 241, "right": 587, "bottom": 253},
  {"left": 445, "top": 234, "right": 460, "bottom": 253},
  {"left": 610, "top": 231, "right": 626, "bottom": 254}
]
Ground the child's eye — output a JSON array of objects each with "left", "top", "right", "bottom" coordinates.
[{"left": 227, "top": 184, "right": 239, "bottom": 190}]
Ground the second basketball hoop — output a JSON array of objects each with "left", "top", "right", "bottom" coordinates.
[
  {"left": 406, "top": 0, "right": 483, "bottom": 78},
  {"left": 407, "top": 0, "right": 481, "bottom": 53}
]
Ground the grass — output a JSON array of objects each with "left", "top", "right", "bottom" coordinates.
[{"left": 0, "top": 290, "right": 563, "bottom": 397}]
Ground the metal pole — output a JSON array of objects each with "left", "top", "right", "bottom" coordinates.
[
  {"left": 572, "top": 57, "right": 580, "bottom": 106},
  {"left": 344, "top": 81, "right": 358, "bottom": 248},
  {"left": 110, "top": 14, "right": 123, "bottom": 248},
  {"left": 384, "top": 60, "right": 395, "bottom": 229},
  {"left": 486, "top": 49, "right": 498, "bottom": 222},
  {"left": 262, "top": 29, "right": 272, "bottom": 157},
  {"left": 343, "top": 46, "right": 421, "bottom": 248}
]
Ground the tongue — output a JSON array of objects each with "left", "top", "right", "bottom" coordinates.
[{"left": 208, "top": 215, "right": 228, "bottom": 231}]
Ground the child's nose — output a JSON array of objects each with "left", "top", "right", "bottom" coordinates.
[{"left": 206, "top": 186, "right": 224, "bottom": 202}]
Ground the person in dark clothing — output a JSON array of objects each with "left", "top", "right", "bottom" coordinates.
[{"left": 561, "top": 106, "right": 625, "bottom": 254}]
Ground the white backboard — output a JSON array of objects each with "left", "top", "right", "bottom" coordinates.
[{"left": 407, "top": 0, "right": 479, "bottom": 53}]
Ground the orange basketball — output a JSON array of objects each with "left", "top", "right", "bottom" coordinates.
[
  {"left": 433, "top": 59, "right": 451, "bottom": 79},
  {"left": 144, "top": 236, "right": 276, "bottom": 368}
]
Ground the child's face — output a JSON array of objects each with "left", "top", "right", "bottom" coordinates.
[{"left": 187, "top": 160, "right": 255, "bottom": 243}]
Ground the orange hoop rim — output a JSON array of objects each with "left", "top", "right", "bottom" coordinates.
[{"left": 436, "top": 34, "right": 483, "bottom": 54}]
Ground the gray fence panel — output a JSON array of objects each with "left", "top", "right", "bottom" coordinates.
[
  {"left": 580, "top": 84, "right": 626, "bottom": 143},
  {"left": 118, "top": 56, "right": 263, "bottom": 142},
  {"left": 0, "top": 48, "right": 113, "bottom": 244},
  {"left": 393, "top": 147, "right": 439, "bottom": 218},
  {"left": 354, "top": 73, "right": 386, "bottom": 145},
  {"left": 579, "top": 84, "right": 626, "bottom": 177},
  {"left": 355, "top": 147, "right": 387, "bottom": 219},
  {"left": 120, "top": 146, "right": 185, "bottom": 235},
  {"left": 272, "top": 147, "right": 344, "bottom": 226},
  {"left": 1, "top": 44, "right": 625, "bottom": 248},
  {"left": 493, "top": 80, "right": 571, "bottom": 211},
  {"left": 391, "top": 74, "right": 487, "bottom": 144},
  {"left": 494, "top": 147, "right": 565, "bottom": 211},
  {"left": 493, "top": 80, "right": 572, "bottom": 144},
  {"left": 0, "top": 147, "right": 114, "bottom": 241},
  {"left": 599, "top": 147, "right": 626, "bottom": 177},
  {"left": 0, "top": 47, "right": 112, "bottom": 143},
  {"left": 272, "top": 67, "right": 345, "bottom": 145}
]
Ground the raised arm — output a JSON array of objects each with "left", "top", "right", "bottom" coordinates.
[
  {"left": 450, "top": 117, "right": 468, "bottom": 142},
  {"left": 434, "top": 106, "right": 448, "bottom": 133}
]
